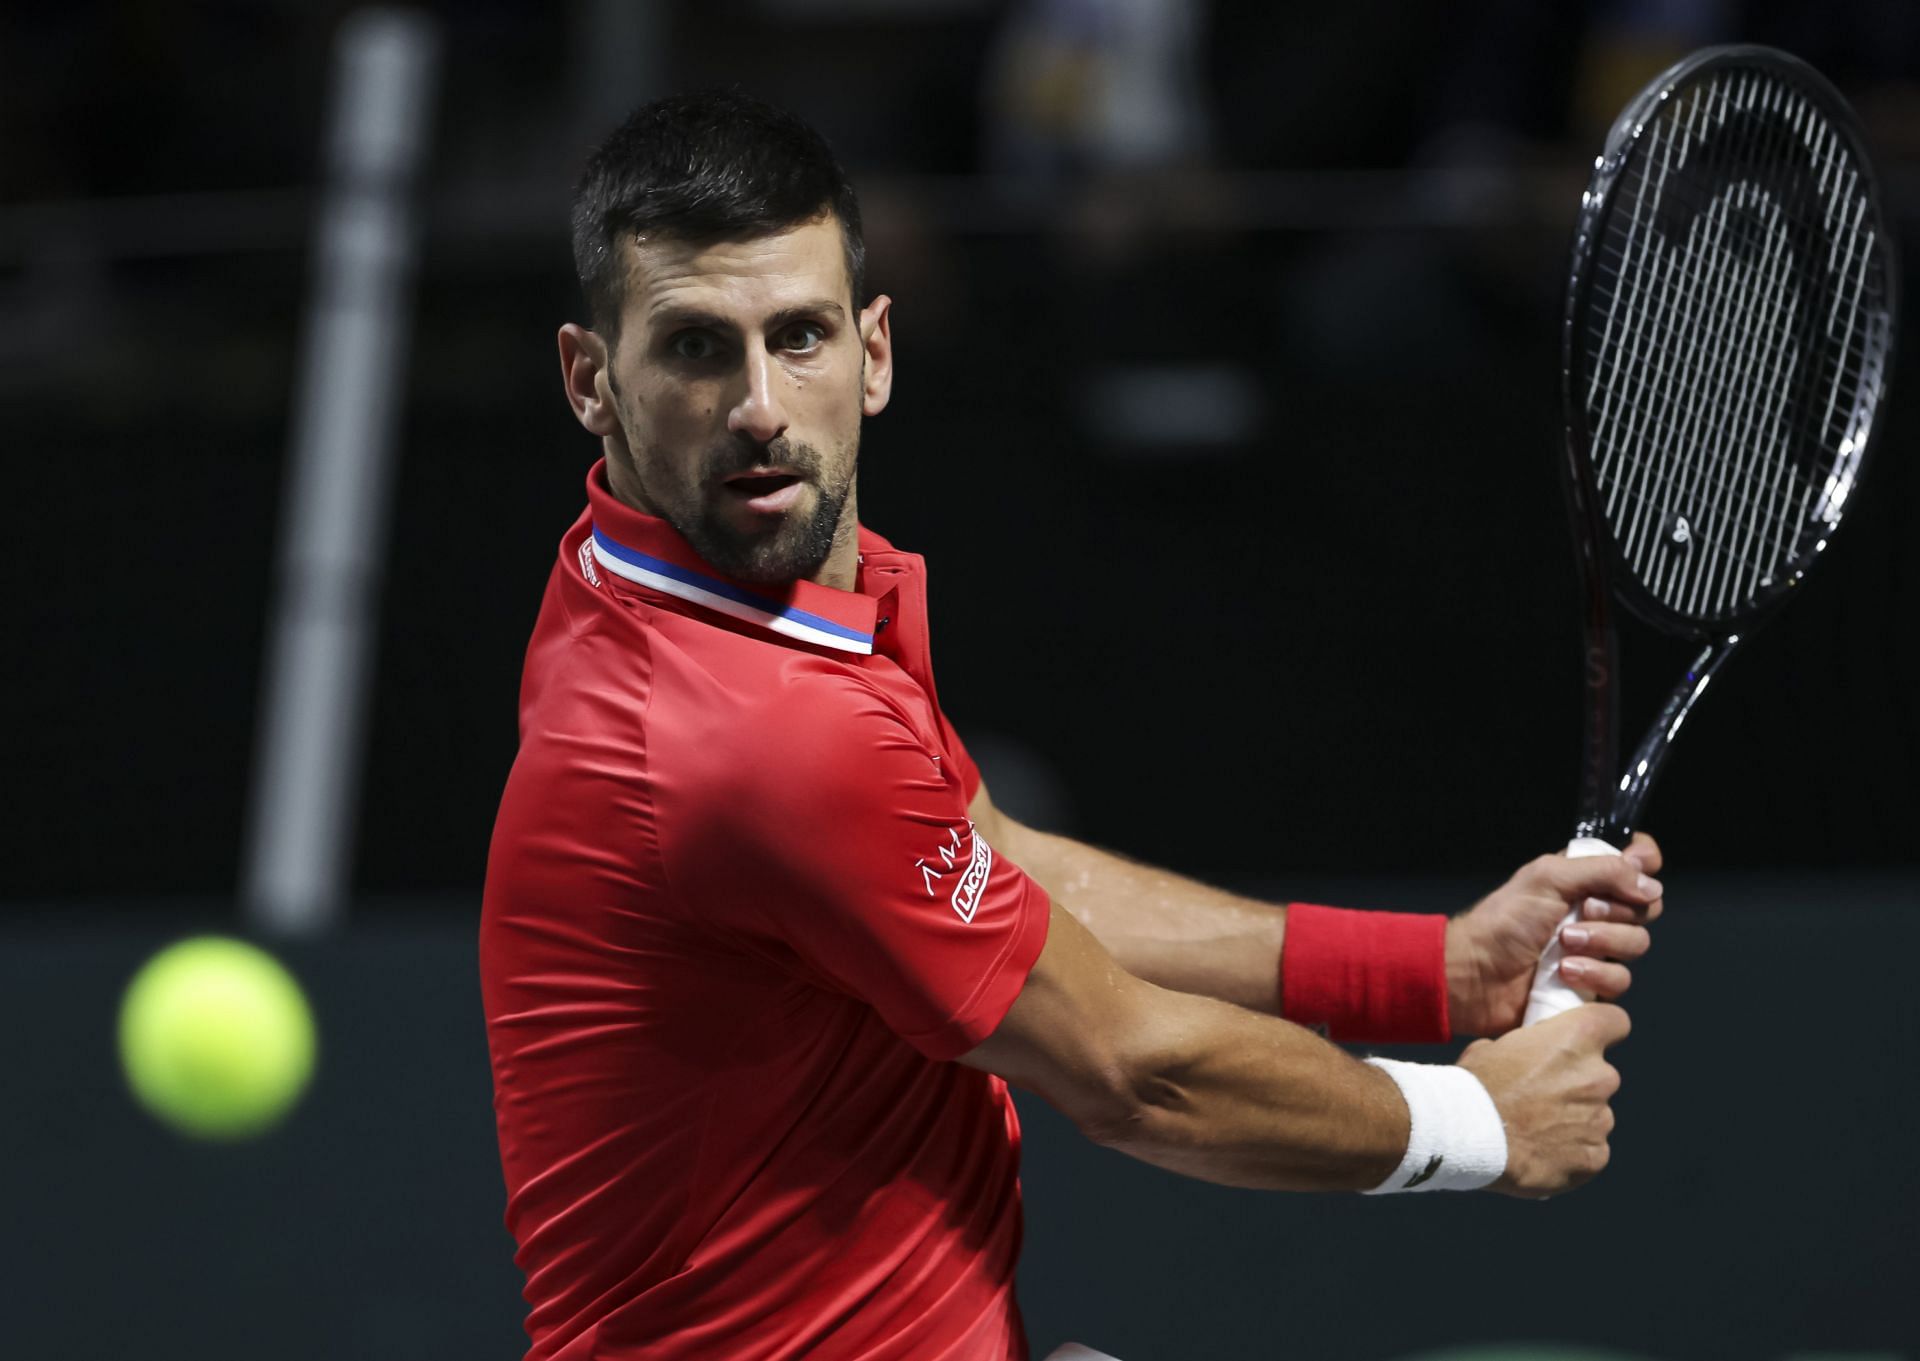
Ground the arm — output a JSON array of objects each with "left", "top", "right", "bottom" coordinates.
[
  {"left": 970, "top": 784, "right": 1287, "bottom": 1015},
  {"left": 962, "top": 901, "right": 1405, "bottom": 1190},
  {"left": 969, "top": 782, "right": 1665, "bottom": 1036},
  {"left": 959, "top": 899, "right": 1629, "bottom": 1195}
]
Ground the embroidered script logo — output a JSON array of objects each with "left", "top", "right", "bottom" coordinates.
[
  {"left": 578, "top": 539, "right": 602, "bottom": 587},
  {"left": 914, "top": 820, "right": 994, "bottom": 924}
]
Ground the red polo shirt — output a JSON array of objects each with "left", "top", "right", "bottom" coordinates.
[{"left": 481, "top": 461, "right": 1051, "bottom": 1360}]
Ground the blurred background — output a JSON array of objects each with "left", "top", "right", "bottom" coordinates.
[{"left": 4, "top": 2, "right": 1916, "bottom": 1358}]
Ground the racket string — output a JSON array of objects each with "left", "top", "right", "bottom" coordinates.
[
  {"left": 1575, "top": 60, "right": 1886, "bottom": 619},
  {"left": 1596, "top": 73, "right": 1772, "bottom": 557},
  {"left": 1683, "top": 81, "right": 1824, "bottom": 614},
  {"left": 1634, "top": 84, "right": 1783, "bottom": 606},
  {"left": 1600, "top": 76, "right": 1799, "bottom": 603}
]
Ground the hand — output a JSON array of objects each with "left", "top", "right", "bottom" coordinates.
[
  {"left": 1446, "top": 833, "right": 1665, "bottom": 1037},
  {"left": 1458, "top": 1003, "right": 1630, "bottom": 1198}
]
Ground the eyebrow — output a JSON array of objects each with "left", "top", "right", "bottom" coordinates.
[{"left": 647, "top": 299, "right": 847, "bottom": 333}]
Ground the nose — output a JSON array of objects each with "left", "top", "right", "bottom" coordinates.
[{"left": 727, "top": 342, "right": 789, "bottom": 445}]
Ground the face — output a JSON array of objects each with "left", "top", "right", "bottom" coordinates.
[{"left": 560, "top": 215, "right": 892, "bottom": 588}]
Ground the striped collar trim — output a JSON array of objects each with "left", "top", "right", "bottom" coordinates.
[{"left": 590, "top": 526, "right": 876, "bottom": 655}]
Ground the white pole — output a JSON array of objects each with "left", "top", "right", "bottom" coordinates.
[{"left": 243, "top": 8, "right": 440, "bottom": 937}]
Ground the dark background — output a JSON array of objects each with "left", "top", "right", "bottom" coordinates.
[{"left": 4, "top": 3, "right": 1916, "bottom": 1359}]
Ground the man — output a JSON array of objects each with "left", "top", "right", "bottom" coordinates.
[{"left": 480, "top": 90, "right": 1663, "bottom": 1361}]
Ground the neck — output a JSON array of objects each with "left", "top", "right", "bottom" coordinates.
[
  {"left": 812, "top": 485, "right": 861, "bottom": 592},
  {"left": 603, "top": 441, "right": 658, "bottom": 515}
]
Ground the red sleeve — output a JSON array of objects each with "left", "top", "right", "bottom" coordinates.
[{"left": 659, "top": 679, "right": 1048, "bottom": 1060}]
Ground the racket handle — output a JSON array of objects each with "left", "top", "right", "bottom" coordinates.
[{"left": 1522, "top": 835, "right": 1620, "bottom": 1026}]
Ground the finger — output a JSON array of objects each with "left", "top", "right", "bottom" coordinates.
[
  {"left": 1621, "top": 830, "right": 1664, "bottom": 875},
  {"left": 1560, "top": 955, "right": 1632, "bottom": 1000},
  {"left": 1579, "top": 894, "right": 1664, "bottom": 925},
  {"left": 1561, "top": 921, "right": 1652, "bottom": 962},
  {"left": 1548, "top": 854, "right": 1662, "bottom": 909},
  {"left": 1577, "top": 1000, "right": 1633, "bottom": 1047}
]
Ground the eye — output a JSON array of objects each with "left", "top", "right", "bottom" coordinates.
[
  {"left": 779, "top": 322, "right": 826, "bottom": 353},
  {"left": 669, "top": 330, "right": 722, "bottom": 361}
]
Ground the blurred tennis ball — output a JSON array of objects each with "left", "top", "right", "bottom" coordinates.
[{"left": 118, "top": 936, "right": 317, "bottom": 1140}]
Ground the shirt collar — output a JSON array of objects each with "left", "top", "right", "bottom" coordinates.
[{"left": 585, "top": 459, "right": 881, "bottom": 656}]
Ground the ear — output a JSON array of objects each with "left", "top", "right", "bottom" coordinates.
[
  {"left": 858, "top": 295, "right": 893, "bottom": 418},
  {"left": 558, "top": 323, "right": 622, "bottom": 437}
]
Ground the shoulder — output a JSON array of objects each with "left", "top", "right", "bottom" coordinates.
[
  {"left": 653, "top": 657, "right": 959, "bottom": 907},
  {"left": 671, "top": 658, "right": 933, "bottom": 820}
]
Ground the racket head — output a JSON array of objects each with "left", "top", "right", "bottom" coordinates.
[{"left": 1562, "top": 45, "right": 1898, "bottom": 640}]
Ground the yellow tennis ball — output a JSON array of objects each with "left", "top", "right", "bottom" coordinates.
[{"left": 118, "top": 936, "right": 317, "bottom": 1140}]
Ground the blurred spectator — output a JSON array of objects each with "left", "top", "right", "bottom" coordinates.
[{"left": 984, "top": 0, "right": 1210, "bottom": 182}]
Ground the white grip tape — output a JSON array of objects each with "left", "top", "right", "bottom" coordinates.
[
  {"left": 1521, "top": 835, "right": 1619, "bottom": 1026},
  {"left": 1362, "top": 1058, "right": 1508, "bottom": 1193}
]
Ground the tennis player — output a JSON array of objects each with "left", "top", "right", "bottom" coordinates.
[{"left": 480, "top": 90, "right": 1664, "bottom": 1361}]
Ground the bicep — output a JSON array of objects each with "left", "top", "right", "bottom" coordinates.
[
  {"left": 957, "top": 900, "right": 1160, "bottom": 1140},
  {"left": 966, "top": 777, "right": 1064, "bottom": 894}
]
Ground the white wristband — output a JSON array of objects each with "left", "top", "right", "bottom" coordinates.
[{"left": 1362, "top": 1058, "right": 1508, "bottom": 1194}]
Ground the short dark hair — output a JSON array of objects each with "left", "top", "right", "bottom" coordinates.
[{"left": 570, "top": 90, "right": 866, "bottom": 337}]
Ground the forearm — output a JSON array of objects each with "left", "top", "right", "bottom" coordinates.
[
  {"left": 969, "top": 902, "right": 1410, "bottom": 1191},
  {"left": 997, "top": 820, "right": 1287, "bottom": 1014},
  {"left": 1084, "top": 980, "right": 1411, "bottom": 1191}
]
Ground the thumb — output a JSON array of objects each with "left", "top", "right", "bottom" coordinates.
[
  {"left": 1550, "top": 853, "right": 1659, "bottom": 908},
  {"left": 1577, "top": 1001, "right": 1633, "bottom": 1049}
]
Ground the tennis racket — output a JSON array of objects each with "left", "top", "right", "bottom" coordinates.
[{"left": 1525, "top": 46, "right": 1899, "bottom": 1024}]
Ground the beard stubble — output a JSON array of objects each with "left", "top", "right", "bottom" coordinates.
[{"left": 649, "top": 432, "right": 855, "bottom": 586}]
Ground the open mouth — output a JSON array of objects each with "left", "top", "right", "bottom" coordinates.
[
  {"left": 725, "top": 473, "right": 801, "bottom": 498},
  {"left": 722, "top": 471, "right": 806, "bottom": 514}
]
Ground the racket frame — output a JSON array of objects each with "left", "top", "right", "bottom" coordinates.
[{"left": 1557, "top": 43, "right": 1897, "bottom": 846}]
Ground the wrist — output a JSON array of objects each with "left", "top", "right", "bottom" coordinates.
[
  {"left": 1361, "top": 1058, "right": 1508, "bottom": 1194},
  {"left": 1443, "top": 917, "right": 1485, "bottom": 1035},
  {"left": 1280, "top": 903, "right": 1450, "bottom": 1044}
]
